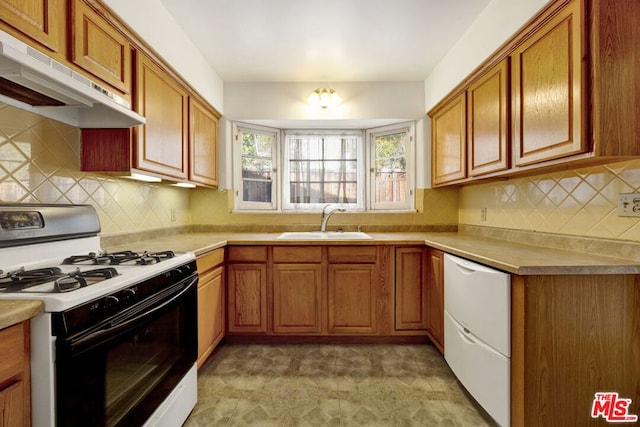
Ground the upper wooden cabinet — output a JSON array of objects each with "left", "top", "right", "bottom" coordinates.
[
  {"left": 0, "top": 0, "right": 65, "bottom": 55},
  {"left": 70, "top": 0, "right": 132, "bottom": 99},
  {"left": 134, "top": 50, "right": 189, "bottom": 180},
  {"left": 511, "top": 0, "right": 585, "bottom": 166},
  {"left": 430, "top": 92, "right": 467, "bottom": 186},
  {"left": 468, "top": 59, "right": 509, "bottom": 176},
  {"left": 189, "top": 97, "right": 220, "bottom": 187},
  {"left": 429, "top": 0, "right": 640, "bottom": 187}
]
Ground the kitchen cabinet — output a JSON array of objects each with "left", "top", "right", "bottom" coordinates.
[
  {"left": 429, "top": 0, "right": 640, "bottom": 187},
  {"left": 511, "top": 273, "right": 640, "bottom": 427},
  {"left": 133, "top": 50, "right": 189, "bottom": 180},
  {"left": 272, "top": 246, "right": 323, "bottom": 334},
  {"left": 0, "top": 321, "right": 30, "bottom": 427},
  {"left": 70, "top": 0, "right": 132, "bottom": 101},
  {"left": 431, "top": 92, "right": 466, "bottom": 186},
  {"left": 426, "top": 248, "right": 444, "bottom": 353},
  {"left": 511, "top": 0, "right": 584, "bottom": 166},
  {"left": 196, "top": 248, "right": 225, "bottom": 368},
  {"left": 467, "top": 59, "right": 509, "bottom": 176},
  {"left": 394, "top": 247, "right": 428, "bottom": 331},
  {"left": 81, "top": 71, "right": 220, "bottom": 186},
  {"left": 188, "top": 96, "right": 220, "bottom": 187},
  {"left": 0, "top": 0, "right": 65, "bottom": 56},
  {"left": 327, "top": 246, "right": 378, "bottom": 334},
  {"left": 227, "top": 246, "right": 268, "bottom": 334}
]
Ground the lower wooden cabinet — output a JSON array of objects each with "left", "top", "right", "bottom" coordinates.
[
  {"left": 426, "top": 248, "right": 444, "bottom": 353},
  {"left": 273, "top": 264, "right": 323, "bottom": 334},
  {"left": 394, "top": 247, "right": 429, "bottom": 330},
  {"left": 196, "top": 248, "right": 225, "bottom": 367},
  {"left": 227, "top": 246, "right": 269, "bottom": 334},
  {"left": 227, "top": 263, "right": 268, "bottom": 333},
  {"left": 0, "top": 321, "right": 30, "bottom": 427},
  {"left": 328, "top": 263, "right": 378, "bottom": 334},
  {"left": 225, "top": 244, "right": 438, "bottom": 338}
]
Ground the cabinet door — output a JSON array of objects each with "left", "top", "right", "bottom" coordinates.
[
  {"left": 189, "top": 97, "right": 219, "bottom": 187},
  {"left": 468, "top": 59, "right": 509, "bottom": 176},
  {"left": 134, "top": 51, "right": 188, "bottom": 179},
  {"left": 427, "top": 249, "right": 444, "bottom": 353},
  {"left": 431, "top": 92, "right": 467, "bottom": 185},
  {"left": 227, "top": 263, "right": 268, "bottom": 333},
  {"left": 395, "top": 247, "right": 428, "bottom": 330},
  {"left": 511, "top": 0, "right": 585, "bottom": 166},
  {"left": 273, "top": 264, "right": 323, "bottom": 334},
  {"left": 0, "top": 380, "right": 24, "bottom": 427},
  {"left": 70, "top": 0, "right": 131, "bottom": 97},
  {"left": 0, "top": 0, "right": 64, "bottom": 53},
  {"left": 328, "top": 264, "right": 377, "bottom": 334},
  {"left": 197, "top": 266, "right": 224, "bottom": 367}
]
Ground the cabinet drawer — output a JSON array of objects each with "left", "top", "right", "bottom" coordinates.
[
  {"left": 227, "top": 246, "right": 267, "bottom": 263},
  {"left": 0, "top": 322, "right": 25, "bottom": 386},
  {"left": 197, "top": 248, "right": 224, "bottom": 273},
  {"left": 444, "top": 312, "right": 509, "bottom": 427},
  {"left": 444, "top": 254, "right": 510, "bottom": 356},
  {"left": 328, "top": 246, "right": 376, "bottom": 263},
  {"left": 273, "top": 246, "right": 322, "bottom": 263}
]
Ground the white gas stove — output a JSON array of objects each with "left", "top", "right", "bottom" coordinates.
[{"left": 0, "top": 204, "right": 198, "bottom": 427}]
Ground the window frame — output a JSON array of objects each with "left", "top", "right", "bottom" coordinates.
[
  {"left": 282, "top": 129, "right": 365, "bottom": 211},
  {"left": 232, "top": 123, "right": 279, "bottom": 211},
  {"left": 232, "top": 122, "right": 415, "bottom": 212},
  {"left": 366, "top": 122, "right": 416, "bottom": 211}
]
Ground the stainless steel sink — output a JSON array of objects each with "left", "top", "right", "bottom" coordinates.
[{"left": 276, "top": 231, "right": 372, "bottom": 240}]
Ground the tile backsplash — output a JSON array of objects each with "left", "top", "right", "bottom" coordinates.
[
  {"left": 459, "top": 159, "right": 640, "bottom": 242},
  {"left": 0, "top": 103, "right": 190, "bottom": 234}
]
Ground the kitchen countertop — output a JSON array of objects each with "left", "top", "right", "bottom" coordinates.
[
  {"left": 104, "top": 231, "right": 640, "bottom": 276},
  {"left": 0, "top": 300, "right": 43, "bottom": 330},
  {"left": 421, "top": 232, "right": 640, "bottom": 275}
]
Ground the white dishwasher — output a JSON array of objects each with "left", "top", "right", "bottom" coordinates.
[{"left": 444, "top": 253, "right": 511, "bottom": 427}]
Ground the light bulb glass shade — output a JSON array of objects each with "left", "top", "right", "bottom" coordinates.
[{"left": 308, "top": 87, "right": 341, "bottom": 108}]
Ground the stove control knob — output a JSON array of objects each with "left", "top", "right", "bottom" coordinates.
[
  {"left": 120, "top": 288, "right": 136, "bottom": 304},
  {"left": 103, "top": 295, "right": 120, "bottom": 313}
]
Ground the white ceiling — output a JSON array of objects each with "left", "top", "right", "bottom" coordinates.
[{"left": 158, "top": 0, "right": 492, "bottom": 83}]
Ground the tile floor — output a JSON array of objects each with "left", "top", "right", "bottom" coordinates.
[{"left": 184, "top": 343, "right": 496, "bottom": 426}]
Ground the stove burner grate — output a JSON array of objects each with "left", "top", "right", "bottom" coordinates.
[
  {"left": 62, "top": 250, "right": 176, "bottom": 266},
  {"left": 0, "top": 266, "right": 120, "bottom": 293},
  {"left": 54, "top": 267, "right": 119, "bottom": 293}
]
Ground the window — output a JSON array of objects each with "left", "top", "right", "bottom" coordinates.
[
  {"left": 233, "top": 124, "right": 278, "bottom": 210},
  {"left": 368, "top": 123, "right": 414, "bottom": 210},
  {"left": 232, "top": 122, "right": 414, "bottom": 212},
  {"left": 283, "top": 131, "right": 364, "bottom": 210}
]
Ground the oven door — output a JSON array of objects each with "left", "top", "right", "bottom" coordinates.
[{"left": 54, "top": 274, "right": 197, "bottom": 427}]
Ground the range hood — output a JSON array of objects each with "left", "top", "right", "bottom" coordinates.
[{"left": 0, "top": 29, "right": 145, "bottom": 128}]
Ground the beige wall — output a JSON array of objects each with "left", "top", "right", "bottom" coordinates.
[
  {"left": 459, "top": 160, "right": 640, "bottom": 242},
  {"left": 0, "top": 103, "right": 191, "bottom": 234}
]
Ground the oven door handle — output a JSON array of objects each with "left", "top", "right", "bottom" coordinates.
[{"left": 65, "top": 275, "right": 197, "bottom": 354}]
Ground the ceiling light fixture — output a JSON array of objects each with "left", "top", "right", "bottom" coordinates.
[{"left": 307, "top": 87, "right": 341, "bottom": 108}]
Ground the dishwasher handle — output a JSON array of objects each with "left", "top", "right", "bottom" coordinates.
[{"left": 447, "top": 254, "right": 505, "bottom": 275}]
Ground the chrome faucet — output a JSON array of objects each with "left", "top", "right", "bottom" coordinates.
[{"left": 320, "top": 204, "right": 346, "bottom": 232}]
